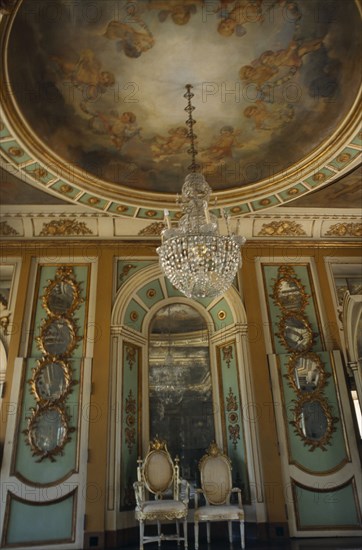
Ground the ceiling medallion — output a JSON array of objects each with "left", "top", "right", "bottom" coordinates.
[{"left": 157, "top": 85, "right": 245, "bottom": 300}]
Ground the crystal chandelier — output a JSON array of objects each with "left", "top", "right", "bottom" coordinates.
[{"left": 157, "top": 85, "right": 246, "bottom": 299}]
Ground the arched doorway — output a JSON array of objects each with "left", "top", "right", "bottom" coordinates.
[
  {"left": 108, "top": 262, "right": 265, "bottom": 532},
  {"left": 149, "top": 303, "right": 214, "bottom": 484}
]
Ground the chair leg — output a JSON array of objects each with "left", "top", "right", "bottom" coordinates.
[
  {"left": 176, "top": 520, "right": 180, "bottom": 545},
  {"left": 240, "top": 521, "right": 245, "bottom": 549},
  {"left": 157, "top": 520, "right": 161, "bottom": 547},
  {"left": 139, "top": 520, "right": 144, "bottom": 550},
  {"left": 228, "top": 520, "right": 232, "bottom": 543},
  {"left": 194, "top": 521, "right": 199, "bottom": 550},
  {"left": 206, "top": 522, "right": 210, "bottom": 544},
  {"left": 183, "top": 518, "right": 188, "bottom": 549}
]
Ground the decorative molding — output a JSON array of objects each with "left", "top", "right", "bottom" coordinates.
[
  {"left": 0, "top": 293, "right": 11, "bottom": 335},
  {"left": 138, "top": 222, "right": 164, "bottom": 236},
  {"left": 226, "top": 387, "right": 240, "bottom": 450},
  {"left": 0, "top": 220, "right": 19, "bottom": 236},
  {"left": 125, "top": 344, "right": 137, "bottom": 371},
  {"left": 1, "top": 206, "right": 361, "bottom": 240},
  {"left": 258, "top": 220, "right": 307, "bottom": 236},
  {"left": 222, "top": 345, "right": 233, "bottom": 368},
  {"left": 39, "top": 219, "right": 93, "bottom": 236},
  {"left": 125, "top": 389, "right": 136, "bottom": 454},
  {"left": 325, "top": 222, "right": 362, "bottom": 237}
]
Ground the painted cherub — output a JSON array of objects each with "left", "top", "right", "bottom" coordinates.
[
  {"left": 199, "top": 126, "right": 243, "bottom": 164},
  {"left": 148, "top": 0, "right": 203, "bottom": 25},
  {"left": 259, "top": 38, "right": 323, "bottom": 70},
  {"left": 52, "top": 49, "right": 115, "bottom": 100},
  {"left": 217, "top": 0, "right": 263, "bottom": 37},
  {"left": 104, "top": 17, "right": 154, "bottom": 58},
  {"left": 243, "top": 100, "right": 294, "bottom": 130},
  {"left": 150, "top": 127, "right": 189, "bottom": 159},
  {"left": 80, "top": 103, "right": 141, "bottom": 149},
  {"left": 239, "top": 62, "right": 278, "bottom": 90},
  {"left": 240, "top": 38, "right": 323, "bottom": 89}
]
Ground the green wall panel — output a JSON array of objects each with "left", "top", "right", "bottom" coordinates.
[
  {"left": 165, "top": 278, "right": 185, "bottom": 298},
  {"left": 15, "top": 358, "right": 81, "bottom": 484},
  {"left": 120, "top": 342, "right": 140, "bottom": 510},
  {"left": 14, "top": 264, "right": 89, "bottom": 482},
  {"left": 124, "top": 299, "right": 147, "bottom": 333},
  {"left": 210, "top": 298, "right": 234, "bottom": 331},
  {"left": 263, "top": 264, "right": 323, "bottom": 354},
  {"left": 5, "top": 491, "right": 75, "bottom": 544},
  {"left": 293, "top": 480, "right": 360, "bottom": 529},
  {"left": 117, "top": 260, "right": 156, "bottom": 291},
  {"left": 30, "top": 265, "right": 89, "bottom": 358},
  {"left": 137, "top": 279, "right": 164, "bottom": 309},
  {"left": 218, "top": 341, "right": 250, "bottom": 503},
  {"left": 279, "top": 352, "right": 348, "bottom": 473}
]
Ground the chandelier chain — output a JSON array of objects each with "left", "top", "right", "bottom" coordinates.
[{"left": 184, "top": 84, "right": 199, "bottom": 173}]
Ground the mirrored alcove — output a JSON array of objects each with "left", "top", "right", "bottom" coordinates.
[{"left": 149, "top": 304, "right": 215, "bottom": 485}]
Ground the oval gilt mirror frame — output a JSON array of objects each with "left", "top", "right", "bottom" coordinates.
[
  {"left": 285, "top": 352, "right": 330, "bottom": 394},
  {"left": 272, "top": 277, "right": 309, "bottom": 313},
  {"left": 42, "top": 278, "right": 81, "bottom": 317},
  {"left": 41, "top": 266, "right": 83, "bottom": 318},
  {"left": 290, "top": 394, "right": 338, "bottom": 451},
  {"left": 277, "top": 312, "right": 314, "bottom": 352},
  {"left": 23, "top": 405, "right": 75, "bottom": 462},
  {"left": 36, "top": 317, "right": 79, "bottom": 357},
  {"left": 29, "top": 358, "right": 75, "bottom": 404}
]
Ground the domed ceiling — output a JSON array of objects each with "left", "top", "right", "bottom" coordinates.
[{"left": 0, "top": 0, "right": 361, "bottom": 218}]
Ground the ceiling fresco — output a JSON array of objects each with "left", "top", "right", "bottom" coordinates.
[{"left": 0, "top": 0, "right": 361, "bottom": 215}]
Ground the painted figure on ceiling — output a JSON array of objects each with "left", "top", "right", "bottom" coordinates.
[
  {"left": 199, "top": 126, "right": 243, "bottom": 170},
  {"left": 243, "top": 100, "right": 294, "bottom": 130},
  {"left": 239, "top": 38, "right": 323, "bottom": 90},
  {"left": 147, "top": 0, "right": 203, "bottom": 25},
  {"left": 52, "top": 49, "right": 115, "bottom": 101},
  {"left": 150, "top": 127, "right": 189, "bottom": 160},
  {"left": 104, "top": 16, "right": 154, "bottom": 58},
  {"left": 217, "top": 0, "right": 263, "bottom": 37},
  {"left": 80, "top": 103, "right": 142, "bottom": 150}
]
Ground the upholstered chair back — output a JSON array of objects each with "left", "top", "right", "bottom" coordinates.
[
  {"left": 143, "top": 446, "right": 174, "bottom": 496},
  {"left": 199, "top": 444, "right": 232, "bottom": 505}
]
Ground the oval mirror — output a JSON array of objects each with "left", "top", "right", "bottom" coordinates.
[
  {"left": 44, "top": 280, "right": 78, "bottom": 316},
  {"left": 279, "top": 313, "right": 313, "bottom": 352},
  {"left": 300, "top": 399, "right": 328, "bottom": 440},
  {"left": 38, "top": 318, "right": 77, "bottom": 356},
  {"left": 290, "top": 394, "right": 338, "bottom": 451},
  {"left": 29, "top": 406, "right": 68, "bottom": 454},
  {"left": 274, "top": 278, "right": 306, "bottom": 312},
  {"left": 32, "top": 359, "right": 71, "bottom": 402},
  {"left": 289, "top": 353, "right": 326, "bottom": 394}
]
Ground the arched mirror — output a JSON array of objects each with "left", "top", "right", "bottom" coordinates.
[{"left": 149, "top": 303, "right": 215, "bottom": 484}]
